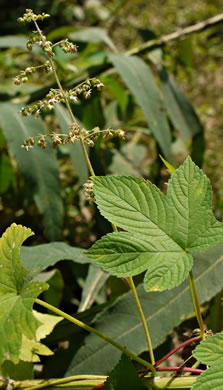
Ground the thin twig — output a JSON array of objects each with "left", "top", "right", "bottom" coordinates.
[{"left": 126, "top": 13, "right": 223, "bottom": 57}]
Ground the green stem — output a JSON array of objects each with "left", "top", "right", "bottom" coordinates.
[
  {"left": 20, "top": 376, "right": 106, "bottom": 390},
  {"left": 128, "top": 277, "right": 155, "bottom": 365},
  {"left": 35, "top": 298, "right": 156, "bottom": 375},
  {"left": 188, "top": 271, "right": 205, "bottom": 339}
]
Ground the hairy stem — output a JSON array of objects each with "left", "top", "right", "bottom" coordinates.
[
  {"left": 35, "top": 298, "right": 156, "bottom": 375},
  {"left": 188, "top": 271, "right": 205, "bottom": 339}
]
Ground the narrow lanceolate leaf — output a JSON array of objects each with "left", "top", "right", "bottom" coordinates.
[
  {"left": 55, "top": 104, "right": 89, "bottom": 184},
  {"left": 109, "top": 53, "right": 172, "bottom": 160},
  {"left": 66, "top": 243, "right": 223, "bottom": 375},
  {"left": 158, "top": 67, "right": 203, "bottom": 140},
  {"left": 191, "top": 365, "right": 223, "bottom": 390},
  {"left": 0, "top": 224, "right": 48, "bottom": 364},
  {"left": 78, "top": 265, "right": 109, "bottom": 312},
  {"left": 0, "top": 103, "right": 63, "bottom": 240},
  {"left": 193, "top": 333, "right": 223, "bottom": 366},
  {"left": 86, "top": 157, "right": 223, "bottom": 291}
]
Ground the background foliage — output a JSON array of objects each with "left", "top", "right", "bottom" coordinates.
[{"left": 0, "top": 0, "right": 223, "bottom": 384}]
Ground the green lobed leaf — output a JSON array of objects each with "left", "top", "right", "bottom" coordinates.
[
  {"left": 103, "top": 353, "right": 147, "bottom": 390},
  {"left": 21, "top": 242, "right": 90, "bottom": 276},
  {"left": 193, "top": 333, "right": 223, "bottom": 366},
  {"left": 66, "top": 242, "right": 223, "bottom": 375},
  {"left": 86, "top": 157, "right": 223, "bottom": 291},
  {"left": 0, "top": 224, "right": 48, "bottom": 364},
  {"left": 0, "top": 103, "right": 63, "bottom": 241},
  {"left": 54, "top": 104, "right": 89, "bottom": 185},
  {"left": 191, "top": 364, "right": 223, "bottom": 390},
  {"left": 109, "top": 53, "right": 172, "bottom": 160}
]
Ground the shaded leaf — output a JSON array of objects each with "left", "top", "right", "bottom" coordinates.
[
  {"left": 0, "top": 103, "right": 63, "bottom": 240},
  {"left": 78, "top": 265, "right": 109, "bottom": 312},
  {"left": 0, "top": 360, "right": 33, "bottom": 380},
  {"left": 0, "top": 36, "right": 27, "bottom": 48},
  {"left": 69, "top": 28, "right": 116, "bottom": 51},
  {"left": 103, "top": 353, "right": 147, "bottom": 390},
  {"left": 87, "top": 157, "right": 223, "bottom": 291},
  {"left": 159, "top": 67, "right": 203, "bottom": 140},
  {"left": 109, "top": 53, "right": 172, "bottom": 160},
  {"left": 0, "top": 224, "right": 48, "bottom": 364},
  {"left": 55, "top": 104, "right": 89, "bottom": 184},
  {"left": 21, "top": 242, "right": 90, "bottom": 276},
  {"left": 66, "top": 242, "right": 223, "bottom": 375}
]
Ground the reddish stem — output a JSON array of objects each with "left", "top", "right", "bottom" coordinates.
[
  {"left": 154, "top": 336, "right": 200, "bottom": 367},
  {"left": 90, "top": 384, "right": 104, "bottom": 390},
  {"left": 156, "top": 366, "right": 204, "bottom": 374}
]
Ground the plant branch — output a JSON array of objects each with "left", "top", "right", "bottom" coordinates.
[
  {"left": 154, "top": 336, "right": 200, "bottom": 367},
  {"left": 128, "top": 276, "right": 155, "bottom": 365},
  {"left": 33, "top": 17, "right": 155, "bottom": 371},
  {"left": 35, "top": 298, "right": 156, "bottom": 375},
  {"left": 156, "top": 366, "right": 204, "bottom": 374},
  {"left": 188, "top": 271, "right": 205, "bottom": 339},
  {"left": 126, "top": 12, "right": 223, "bottom": 57}
]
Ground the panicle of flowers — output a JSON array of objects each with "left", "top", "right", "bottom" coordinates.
[
  {"left": 83, "top": 179, "right": 95, "bottom": 201},
  {"left": 17, "top": 9, "right": 50, "bottom": 24},
  {"left": 13, "top": 61, "right": 52, "bottom": 85},
  {"left": 21, "top": 125, "right": 126, "bottom": 152},
  {"left": 19, "top": 78, "right": 104, "bottom": 117},
  {"left": 59, "top": 39, "right": 78, "bottom": 54}
]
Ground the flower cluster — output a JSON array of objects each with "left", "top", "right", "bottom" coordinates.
[
  {"left": 21, "top": 126, "right": 126, "bottom": 151},
  {"left": 59, "top": 39, "right": 78, "bottom": 54},
  {"left": 13, "top": 61, "right": 52, "bottom": 85},
  {"left": 19, "top": 78, "right": 104, "bottom": 117},
  {"left": 83, "top": 180, "right": 94, "bottom": 201},
  {"left": 17, "top": 9, "right": 50, "bottom": 23}
]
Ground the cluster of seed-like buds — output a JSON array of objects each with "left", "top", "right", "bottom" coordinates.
[
  {"left": 69, "top": 78, "right": 104, "bottom": 101},
  {"left": 17, "top": 9, "right": 50, "bottom": 24},
  {"left": 59, "top": 39, "right": 78, "bottom": 54},
  {"left": 83, "top": 180, "right": 94, "bottom": 201},
  {"left": 19, "top": 78, "right": 104, "bottom": 117},
  {"left": 21, "top": 125, "right": 126, "bottom": 152},
  {"left": 13, "top": 61, "right": 52, "bottom": 85}
]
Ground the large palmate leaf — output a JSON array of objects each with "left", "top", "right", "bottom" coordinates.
[
  {"left": 86, "top": 157, "right": 223, "bottom": 291},
  {"left": 192, "top": 334, "right": 223, "bottom": 390},
  {"left": 66, "top": 242, "right": 223, "bottom": 375},
  {"left": 109, "top": 53, "right": 172, "bottom": 160},
  {"left": 0, "top": 224, "right": 48, "bottom": 364},
  {"left": 0, "top": 103, "right": 63, "bottom": 241}
]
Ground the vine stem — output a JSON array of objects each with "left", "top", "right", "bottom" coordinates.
[
  {"left": 34, "top": 18, "right": 155, "bottom": 370},
  {"left": 35, "top": 298, "right": 156, "bottom": 375},
  {"left": 188, "top": 271, "right": 205, "bottom": 339},
  {"left": 128, "top": 276, "right": 155, "bottom": 365}
]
